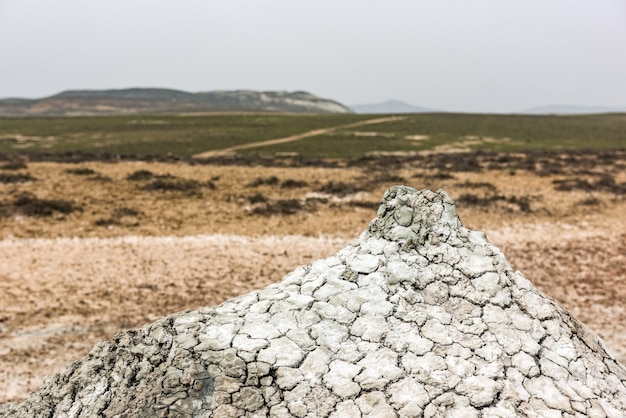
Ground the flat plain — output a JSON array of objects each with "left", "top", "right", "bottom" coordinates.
[{"left": 0, "top": 113, "right": 625, "bottom": 403}]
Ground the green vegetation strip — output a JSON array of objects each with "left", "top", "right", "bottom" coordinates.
[
  {"left": 0, "top": 114, "right": 372, "bottom": 156},
  {"left": 241, "top": 113, "right": 626, "bottom": 157},
  {"left": 358, "top": 113, "right": 626, "bottom": 151},
  {"left": 0, "top": 113, "right": 624, "bottom": 158}
]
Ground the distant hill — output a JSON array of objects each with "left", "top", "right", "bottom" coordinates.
[
  {"left": 0, "top": 88, "right": 353, "bottom": 117},
  {"left": 520, "top": 105, "right": 626, "bottom": 115},
  {"left": 350, "top": 99, "right": 434, "bottom": 114}
]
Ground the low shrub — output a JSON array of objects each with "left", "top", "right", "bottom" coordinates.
[
  {"left": 420, "top": 172, "right": 455, "bottom": 180},
  {"left": 594, "top": 174, "right": 626, "bottom": 194},
  {"left": 0, "top": 161, "right": 28, "bottom": 171},
  {"left": 248, "top": 176, "right": 280, "bottom": 187},
  {"left": 142, "top": 179, "right": 196, "bottom": 192},
  {"left": 94, "top": 218, "right": 117, "bottom": 227},
  {"left": 552, "top": 178, "right": 595, "bottom": 192},
  {"left": 94, "top": 207, "right": 143, "bottom": 227},
  {"left": 578, "top": 197, "right": 602, "bottom": 206},
  {"left": 127, "top": 170, "right": 161, "bottom": 181},
  {"left": 456, "top": 193, "right": 496, "bottom": 207},
  {"left": 252, "top": 199, "right": 313, "bottom": 216},
  {"left": 305, "top": 196, "right": 329, "bottom": 204},
  {"left": 552, "top": 175, "right": 626, "bottom": 194},
  {"left": 141, "top": 178, "right": 215, "bottom": 192},
  {"left": 508, "top": 195, "right": 532, "bottom": 213},
  {"left": 433, "top": 153, "right": 483, "bottom": 172},
  {"left": 65, "top": 167, "right": 97, "bottom": 176},
  {"left": 280, "top": 179, "right": 309, "bottom": 189},
  {"left": 12, "top": 194, "right": 80, "bottom": 217},
  {"left": 0, "top": 173, "right": 36, "bottom": 183},
  {"left": 247, "top": 193, "right": 268, "bottom": 204},
  {"left": 316, "top": 181, "right": 363, "bottom": 197}
]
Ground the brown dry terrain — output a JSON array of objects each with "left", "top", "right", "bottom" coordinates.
[{"left": 1, "top": 152, "right": 625, "bottom": 403}]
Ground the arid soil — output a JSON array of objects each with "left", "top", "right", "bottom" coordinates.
[{"left": 1, "top": 152, "right": 625, "bottom": 403}]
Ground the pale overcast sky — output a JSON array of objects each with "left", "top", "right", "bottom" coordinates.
[{"left": 1, "top": 0, "right": 625, "bottom": 112}]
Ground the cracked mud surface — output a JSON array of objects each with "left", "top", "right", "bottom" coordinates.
[{"left": 2, "top": 187, "right": 625, "bottom": 417}]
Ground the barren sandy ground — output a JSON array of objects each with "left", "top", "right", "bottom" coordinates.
[{"left": 1, "top": 156, "right": 625, "bottom": 403}]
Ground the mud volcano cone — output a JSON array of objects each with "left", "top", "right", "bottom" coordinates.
[{"left": 2, "top": 186, "right": 626, "bottom": 417}]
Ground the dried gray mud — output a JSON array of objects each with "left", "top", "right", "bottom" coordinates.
[{"left": 2, "top": 187, "right": 626, "bottom": 417}]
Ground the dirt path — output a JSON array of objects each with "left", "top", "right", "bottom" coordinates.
[{"left": 192, "top": 116, "right": 406, "bottom": 158}]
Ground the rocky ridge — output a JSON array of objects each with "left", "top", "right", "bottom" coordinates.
[
  {"left": 1, "top": 186, "right": 625, "bottom": 417},
  {"left": 0, "top": 89, "right": 353, "bottom": 116}
]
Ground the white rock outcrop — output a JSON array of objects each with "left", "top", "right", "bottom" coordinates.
[{"left": 2, "top": 186, "right": 625, "bottom": 417}]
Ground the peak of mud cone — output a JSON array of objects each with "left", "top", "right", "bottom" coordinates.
[{"left": 367, "top": 187, "right": 462, "bottom": 248}]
